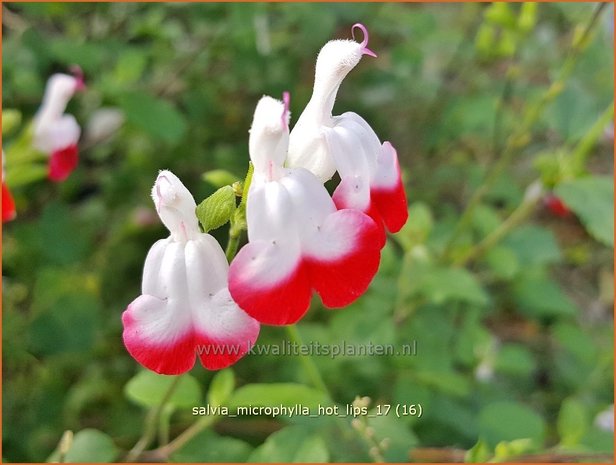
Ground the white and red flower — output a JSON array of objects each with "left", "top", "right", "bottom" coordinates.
[
  {"left": 2, "top": 152, "right": 16, "bottom": 223},
  {"left": 228, "top": 95, "right": 382, "bottom": 326},
  {"left": 288, "top": 24, "right": 408, "bottom": 238},
  {"left": 122, "top": 170, "right": 260, "bottom": 375},
  {"left": 33, "top": 70, "right": 84, "bottom": 182}
]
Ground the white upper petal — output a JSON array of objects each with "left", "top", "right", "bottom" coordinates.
[
  {"left": 246, "top": 174, "right": 300, "bottom": 244},
  {"left": 185, "top": 234, "right": 230, "bottom": 300},
  {"left": 37, "top": 74, "right": 80, "bottom": 122},
  {"left": 310, "top": 39, "right": 364, "bottom": 121},
  {"left": 278, "top": 167, "right": 335, "bottom": 241},
  {"left": 151, "top": 170, "right": 200, "bottom": 242},
  {"left": 287, "top": 120, "right": 336, "bottom": 182},
  {"left": 33, "top": 74, "right": 80, "bottom": 154},
  {"left": 249, "top": 95, "right": 289, "bottom": 179},
  {"left": 142, "top": 238, "right": 171, "bottom": 298},
  {"left": 287, "top": 36, "right": 368, "bottom": 181}
]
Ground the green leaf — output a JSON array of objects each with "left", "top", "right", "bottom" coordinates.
[
  {"left": 555, "top": 176, "right": 614, "bottom": 247},
  {"left": 485, "top": 2, "right": 516, "bottom": 28},
  {"left": 557, "top": 398, "right": 589, "bottom": 446},
  {"left": 503, "top": 225, "right": 562, "bottom": 266},
  {"left": 465, "top": 439, "right": 492, "bottom": 463},
  {"left": 202, "top": 169, "right": 239, "bottom": 188},
  {"left": 395, "top": 202, "right": 433, "bottom": 252},
  {"left": 2, "top": 109, "right": 22, "bottom": 135},
  {"left": 170, "top": 430, "right": 253, "bottom": 462},
  {"left": 196, "top": 185, "right": 236, "bottom": 232},
  {"left": 472, "top": 205, "right": 502, "bottom": 237},
  {"left": 367, "top": 414, "right": 419, "bottom": 462},
  {"left": 484, "top": 246, "right": 519, "bottom": 280},
  {"left": 60, "top": 429, "right": 119, "bottom": 462},
  {"left": 518, "top": 2, "right": 538, "bottom": 33},
  {"left": 124, "top": 371, "right": 201, "bottom": 409},
  {"left": 553, "top": 322, "right": 598, "bottom": 364},
  {"left": 415, "top": 370, "right": 471, "bottom": 397},
  {"left": 113, "top": 48, "right": 148, "bottom": 84},
  {"left": 118, "top": 92, "right": 187, "bottom": 144},
  {"left": 207, "top": 369, "right": 235, "bottom": 407},
  {"left": 29, "top": 293, "right": 101, "bottom": 356},
  {"left": 248, "top": 426, "right": 329, "bottom": 463},
  {"left": 412, "top": 267, "right": 488, "bottom": 306},
  {"left": 512, "top": 271, "right": 578, "bottom": 319},
  {"left": 5, "top": 163, "right": 47, "bottom": 188},
  {"left": 478, "top": 401, "right": 546, "bottom": 447},
  {"left": 493, "top": 438, "right": 535, "bottom": 462},
  {"left": 48, "top": 39, "right": 107, "bottom": 72},
  {"left": 228, "top": 383, "right": 326, "bottom": 410},
  {"left": 495, "top": 344, "right": 536, "bottom": 377}
]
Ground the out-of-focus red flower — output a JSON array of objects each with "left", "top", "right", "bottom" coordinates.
[
  {"left": 48, "top": 144, "right": 79, "bottom": 182},
  {"left": 2, "top": 181, "right": 16, "bottom": 223},
  {"left": 544, "top": 193, "right": 570, "bottom": 217},
  {"left": 33, "top": 71, "right": 83, "bottom": 182}
]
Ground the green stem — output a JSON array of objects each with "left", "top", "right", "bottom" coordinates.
[
  {"left": 124, "top": 375, "right": 183, "bottom": 462},
  {"left": 225, "top": 161, "right": 253, "bottom": 262},
  {"left": 285, "top": 325, "right": 331, "bottom": 398},
  {"left": 571, "top": 102, "right": 614, "bottom": 175},
  {"left": 453, "top": 182, "right": 542, "bottom": 267},
  {"left": 149, "top": 414, "right": 219, "bottom": 460},
  {"left": 158, "top": 406, "right": 172, "bottom": 447},
  {"left": 225, "top": 227, "right": 241, "bottom": 262},
  {"left": 441, "top": 3, "right": 607, "bottom": 262}
]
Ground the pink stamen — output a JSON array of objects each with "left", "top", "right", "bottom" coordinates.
[
  {"left": 282, "top": 91, "right": 290, "bottom": 130},
  {"left": 70, "top": 64, "right": 86, "bottom": 91},
  {"left": 352, "top": 23, "right": 377, "bottom": 58}
]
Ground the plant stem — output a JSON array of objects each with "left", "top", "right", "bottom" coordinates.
[
  {"left": 225, "top": 228, "right": 240, "bottom": 262},
  {"left": 453, "top": 182, "right": 542, "bottom": 267},
  {"left": 124, "top": 375, "right": 183, "bottom": 462},
  {"left": 285, "top": 325, "right": 331, "bottom": 398},
  {"left": 571, "top": 102, "right": 614, "bottom": 175},
  {"left": 441, "top": 3, "right": 607, "bottom": 262},
  {"left": 150, "top": 414, "right": 219, "bottom": 460}
]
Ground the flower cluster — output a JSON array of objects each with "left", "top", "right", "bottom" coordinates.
[
  {"left": 123, "top": 24, "right": 408, "bottom": 374},
  {"left": 2, "top": 68, "right": 84, "bottom": 223}
]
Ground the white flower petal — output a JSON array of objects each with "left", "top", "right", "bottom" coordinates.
[
  {"left": 151, "top": 170, "right": 200, "bottom": 241},
  {"left": 33, "top": 115, "right": 80, "bottom": 154}
]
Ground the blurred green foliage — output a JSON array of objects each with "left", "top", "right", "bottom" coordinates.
[{"left": 2, "top": 2, "right": 614, "bottom": 463}]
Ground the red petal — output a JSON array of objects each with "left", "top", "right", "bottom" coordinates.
[
  {"left": 229, "top": 244, "right": 312, "bottom": 326},
  {"left": 196, "top": 334, "right": 255, "bottom": 370},
  {"left": 307, "top": 210, "right": 382, "bottom": 308},
  {"left": 122, "top": 301, "right": 197, "bottom": 375},
  {"left": 544, "top": 194, "right": 570, "bottom": 218},
  {"left": 2, "top": 182, "right": 16, "bottom": 223},
  {"left": 48, "top": 144, "right": 79, "bottom": 182},
  {"left": 370, "top": 177, "right": 408, "bottom": 233}
]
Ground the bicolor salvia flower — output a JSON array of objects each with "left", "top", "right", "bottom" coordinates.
[
  {"left": 288, "top": 24, "right": 408, "bottom": 239},
  {"left": 33, "top": 70, "right": 84, "bottom": 182},
  {"left": 122, "top": 171, "right": 260, "bottom": 375},
  {"left": 2, "top": 152, "right": 16, "bottom": 223},
  {"left": 228, "top": 94, "right": 382, "bottom": 325}
]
